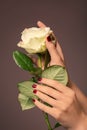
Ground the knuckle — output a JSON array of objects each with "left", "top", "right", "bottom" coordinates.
[
  {"left": 70, "top": 90, "right": 75, "bottom": 98},
  {"left": 40, "top": 104, "right": 46, "bottom": 111},
  {"left": 44, "top": 87, "right": 52, "bottom": 96},
  {"left": 67, "top": 93, "right": 75, "bottom": 106},
  {"left": 45, "top": 87, "right": 56, "bottom": 97},
  {"left": 51, "top": 90, "right": 56, "bottom": 96},
  {"left": 61, "top": 106, "right": 67, "bottom": 112},
  {"left": 53, "top": 108, "right": 62, "bottom": 120},
  {"left": 49, "top": 42, "right": 55, "bottom": 48},
  {"left": 55, "top": 111, "right": 62, "bottom": 120}
]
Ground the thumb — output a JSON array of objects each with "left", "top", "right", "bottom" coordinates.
[{"left": 46, "top": 36, "right": 63, "bottom": 66}]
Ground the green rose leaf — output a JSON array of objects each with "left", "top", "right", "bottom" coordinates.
[
  {"left": 18, "top": 93, "right": 35, "bottom": 110},
  {"left": 18, "top": 81, "right": 36, "bottom": 97},
  {"left": 41, "top": 65, "right": 68, "bottom": 85},
  {"left": 13, "top": 50, "right": 42, "bottom": 75},
  {"left": 53, "top": 122, "right": 61, "bottom": 129},
  {"left": 17, "top": 81, "right": 37, "bottom": 110},
  {"left": 13, "top": 50, "right": 34, "bottom": 71}
]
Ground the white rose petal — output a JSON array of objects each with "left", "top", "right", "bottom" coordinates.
[{"left": 17, "top": 27, "right": 54, "bottom": 54}]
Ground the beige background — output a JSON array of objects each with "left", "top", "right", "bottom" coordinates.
[{"left": 0, "top": 0, "right": 87, "bottom": 130}]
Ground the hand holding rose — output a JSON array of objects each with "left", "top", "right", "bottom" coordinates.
[
  {"left": 32, "top": 21, "right": 87, "bottom": 130},
  {"left": 13, "top": 21, "right": 87, "bottom": 130}
]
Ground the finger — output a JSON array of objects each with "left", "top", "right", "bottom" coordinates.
[
  {"left": 36, "top": 84, "right": 63, "bottom": 100},
  {"left": 38, "top": 78, "right": 71, "bottom": 93},
  {"left": 34, "top": 99, "right": 58, "bottom": 118},
  {"left": 46, "top": 38, "right": 64, "bottom": 66},
  {"left": 37, "top": 21, "right": 64, "bottom": 60},
  {"left": 37, "top": 21, "right": 46, "bottom": 28},
  {"left": 56, "top": 42, "right": 64, "bottom": 61},
  {"left": 35, "top": 90, "right": 57, "bottom": 107},
  {"left": 34, "top": 89, "right": 67, "bottom": 111}
]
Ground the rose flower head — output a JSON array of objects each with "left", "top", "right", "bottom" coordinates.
[{"left": 17, "top": 27, "right": 55, "bottom": 54}]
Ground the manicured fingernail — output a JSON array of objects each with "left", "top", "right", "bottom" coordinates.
[
  {"left": 47, "top": 35, "right": 51, "bottom": 42},
  {"left": 32, "top": 84, "right": 37, "bottom": 88},
  {"left": 32, "top": 99, "right": 35, "bottom": 102},
  {"left": 33, "top": 89, "right": 37, "bottom": 94},
  {"left": 38, "top": 77, "right": 42, "bottom": 81}
]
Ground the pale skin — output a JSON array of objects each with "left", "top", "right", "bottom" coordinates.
[{"left": 32, "top": 21, "right": 87, "bottom": 130}]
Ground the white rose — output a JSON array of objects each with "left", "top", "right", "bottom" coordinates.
[{"left": 17, "top": 27, "right": 55, "bottom": 54}]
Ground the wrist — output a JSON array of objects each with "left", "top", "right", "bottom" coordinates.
[
  {"left": 68, "top": 112, "right": 87, "bottom": 130},
  {"left": 69, "top": 81, "right": 87, "bottom": 114}
]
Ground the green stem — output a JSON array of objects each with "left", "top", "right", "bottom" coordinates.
[
  {"left": 37, "top": 53, "right": 43, "bottom": 68},
  {"left": 43, "top": 112, "right": 53, "bottom": 130},
  {"left": 37, "top": 52, "right": 52, "bottom": 130},
  {"left": 44, "top": 50, "right": 50, "bottom": 69},
  {"left": 43, "top": 51, "right": 53, "bottom": 130},
  {"left": 44, "top": 51, "right": 52, "bottom": 130}
]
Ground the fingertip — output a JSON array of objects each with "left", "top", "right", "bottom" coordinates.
[
  {"left": 46, "top": 37, "right": 55, "bottom": 49},
  {"left": 32, "top": 99, "right": 36, "bottom": 103},
  {"left": 37, "top": 20, "right": 46, "bottom": 28},
  {"left": 37, "top": 77, "right": 42, "bottom": 82},
  {"left": 37, "top": 20, "right": 41, "bottom": 25}
]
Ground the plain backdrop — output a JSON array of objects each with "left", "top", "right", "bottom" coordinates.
[{"left": 0, "top": 0, "right": 87, "bottom": 130}]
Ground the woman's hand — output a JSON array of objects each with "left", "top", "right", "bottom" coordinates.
[
  {"left": 32, "top": 21, "right": 87, "bottom": 129},
  {"left": 32, "top": 78, "right": 86, "bottom": 130},
  {"left": 31, "top": 21, "right": 65, "bottom": 69},
  {"left": 37, "top": 21, "right": 65, "bottom": 67}
]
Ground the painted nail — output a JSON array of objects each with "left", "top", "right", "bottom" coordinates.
[
  {"left": 33, "top": 89, "right": 37, "bottom": 94},
  {"left": 47, "top": 35, "right": 51, "bottom": 42},
  {"left": 32, "top": 84, "right": 37, "bottom": 88},
  {"left": 38, "top": 77, "right": 42, "bottom": 81},
  {"left": 32, "top": 99, "right": 35, "bottom": 102}
]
